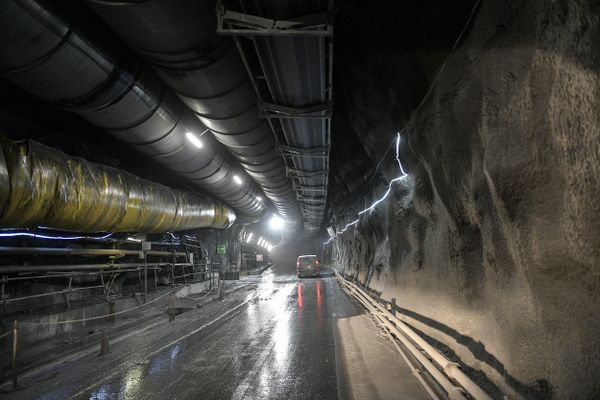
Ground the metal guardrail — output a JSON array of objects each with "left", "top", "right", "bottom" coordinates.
[
  {"left": 335, "top": 270, "right": 495, "bottom": 400},
  {"left": 0, "top": 282, "right": 198, "bottom": 391}
]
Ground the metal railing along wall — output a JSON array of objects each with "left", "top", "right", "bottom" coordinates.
[{"left": 335, "top": 270, "right": 496, "bottom": 400}]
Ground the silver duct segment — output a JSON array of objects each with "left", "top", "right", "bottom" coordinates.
[
  {"left": 0, "top": 0, "right": 267, "bottom": 222},
  {"left": 0, "top": 137, "right": 236, "bottom": 232},
  {"left": 85, "top": 0, "right": 303, "bottom": 230}
]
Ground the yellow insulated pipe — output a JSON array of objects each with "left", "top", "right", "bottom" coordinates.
[{"left": 0, "top": 137, "right": 236, "bottom": 232}]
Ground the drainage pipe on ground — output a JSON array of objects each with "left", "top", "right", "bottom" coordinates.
[{"left": 336, "top": 270, "right": 494, "bottom": 400}]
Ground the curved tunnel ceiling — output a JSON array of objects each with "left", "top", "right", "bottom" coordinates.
[{"left": 0, "top": 0, "right": 478, "bottom": 235}]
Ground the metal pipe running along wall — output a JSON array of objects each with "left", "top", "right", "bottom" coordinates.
[
  {"left": 0, "top": 0, "right": 266, "bottom": 222},
  {"left": 85, "top": 0, "right": 303, "bottom": 230},
  {"left": 0, "top": 137, "right": 235, "bottom": 232}
]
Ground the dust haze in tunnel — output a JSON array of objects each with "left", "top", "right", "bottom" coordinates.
[{"left": 270, "top": 234, "right": 322, "bottom": 276}]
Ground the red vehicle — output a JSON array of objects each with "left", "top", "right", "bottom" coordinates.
[{"left": 296, "top": 254, "right": 320, "bottom": 278}]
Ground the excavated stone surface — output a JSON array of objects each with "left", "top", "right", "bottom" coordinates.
[{"left": 329, "top": 1, "right": 600, "bottom": 398}]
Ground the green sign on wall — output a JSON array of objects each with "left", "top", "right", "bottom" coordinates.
[{"left": 216, "top": 243, "right": 227, "bottom": 255}]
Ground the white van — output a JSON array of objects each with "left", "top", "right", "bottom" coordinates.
[{"left": 296, "top": 254, "right": 319, "bottom": 278}]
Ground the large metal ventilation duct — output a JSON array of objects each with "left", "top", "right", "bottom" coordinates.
[
  {"left": 0, "top": 137, "right": 235, "bottom": 232},
  {"left": 85, "top": 0, "right": 303, "bottom": 230},
  {"left": 0, "top": 0, "right": 266, "bottom": 222}
]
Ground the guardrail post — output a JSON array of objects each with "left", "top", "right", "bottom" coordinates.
[
  {"left": 107, "top": 302, "right": 116, "bottom": 323},
  {"left": 99, "top": 330, "right": 110, "bottom": 355},
  {"left": 218, "top": 279, "right": 224, "bottom": 300},
  {"left": 65, "top": 276, "right": 72, "bottom": 309},
  {"left": 390, "top": 298, "right": 396, "bottom": 316},
  {"left": 11, "top": 320, "right": 18, "bottom": 389},
  {"left": 1, "top": 275, "right": 6, "bottom": 325},
  {"left": 143, "top": 251, "right": 148, "bottom": 302},
  {"left": 168, "top": 292, "right": 176, "bottom": 322}
]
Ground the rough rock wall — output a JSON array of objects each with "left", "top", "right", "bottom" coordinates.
[
  {"left": 328, "top": 0, "right": 477, "bottom": 214},
  {"left": 329, "top": 1, "right": 600, "bottom": 398}
]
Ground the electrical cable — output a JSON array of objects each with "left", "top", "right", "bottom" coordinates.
[
  {"left": 0, "top": 231, "right": 113, "bottom": 241},
  {"left": 324, "top": 0, "right": 482, "bottom": 245}
]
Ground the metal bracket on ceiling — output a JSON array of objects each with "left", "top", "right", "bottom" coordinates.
[
  {"left": 217, "top": 5, "right": 333, "bottom": 37},
  {"left": 301, "top": 208, "right": 325, "bottom": 214},
  {"left": 292, "top": 183, "right": 327, "bottom": 193},
  {"left": 297, "top": 195, "right": 326, "bottom": 203},
  {"left": 280, "top": 144, "right": 329, "bottom": 158},
  {"left": 302, "top": 202, "right": 326, "bottom": 208},
  {"left": 302, "top": 210, "right": 325, "bottom": 218},
  {"left": 301, "top": 207, "right": 323, "bottom": 212},
  {"left": 215, "top": 0, "right": 334, "bottom": 231},
  {"left": 302, "top": 213, "right": 323, "bottom": 220},
  {"left": 259, "top": 101, "right": 333, "bottom": 119},
  {"left": 286, "top": 167, "right": 328, "bottom": 178}
]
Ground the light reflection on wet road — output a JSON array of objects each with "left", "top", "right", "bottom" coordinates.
[{"left": 10, "top": 269, "right": 363, "bottom": 400}]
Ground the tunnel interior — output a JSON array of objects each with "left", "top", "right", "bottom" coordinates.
[{"left": 0, "top": 0, "right": 599, "bottom": 399}]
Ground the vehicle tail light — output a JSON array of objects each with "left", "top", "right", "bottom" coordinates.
[{"left": 316, "top": 260, "right": 319, "bottom": 265}]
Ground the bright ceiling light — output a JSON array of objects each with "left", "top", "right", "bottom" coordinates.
[
  {"left": 246, "top": 232, "right": 254, "bottom": 243},
  {"left": 269, "top": 214, "right": 284, "bottom": 231},
  {"left": 256, "top": 195, "right": 262, "bottom": 201},
  {"left": 233, "top": 175, "right": 242, "bottom": 185},
  {"left": 258, "top": 237, "right": 264, "bottom": 247},
  {"left": 267, "top": 244, "right": 273, "bottom": 251},
  {"left": 185, "top": 131, "right": 203, "bottom": 148}
]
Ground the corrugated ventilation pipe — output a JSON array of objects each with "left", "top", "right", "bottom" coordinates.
[
  {"left": 85, "top": 0, "right": 303, "bottom": 230},
  {"left": 0, "top": 137, "right": 235, "bottom": 232},
  {"left": 0, "top": 0, "right": 266, "bottom": 222}
]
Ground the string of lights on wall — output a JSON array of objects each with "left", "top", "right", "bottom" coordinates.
[
  {"left": 323, "top": 132, "right": 408, "bottom": 245},
  {"left": 322, "top": 0, "right": 483, "bottom": 247},
  {"left": 0, "top": 231, "right": 113, "bottom": 240}
]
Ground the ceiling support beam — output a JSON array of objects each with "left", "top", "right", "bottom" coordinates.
[
  {"left": 280, "top": 145, "right": 329, "bottom": 158},
  {"left": 259, "top": 101, "right": 333, "bottom": 119},
  {"left": 217, "top": 6, "right": 333, "bottom": 37},
  {"left": 218, "top": 0, "right": 334, "bottom": 231},
  {"left": 287, "top": 168, "right": 328, "bottom": 178}
]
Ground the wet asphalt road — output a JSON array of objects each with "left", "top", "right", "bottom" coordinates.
[{"left": 6, "top": 268, "right": 364, "bottom": 400}]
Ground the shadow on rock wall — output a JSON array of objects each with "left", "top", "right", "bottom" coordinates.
[{"left": 329, "top": 0, "right": 600, "bottom": 398}]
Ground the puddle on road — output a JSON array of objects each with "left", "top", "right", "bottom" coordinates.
[{"left": 86, "top": 271, "right": 297, "bottom": 400}]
